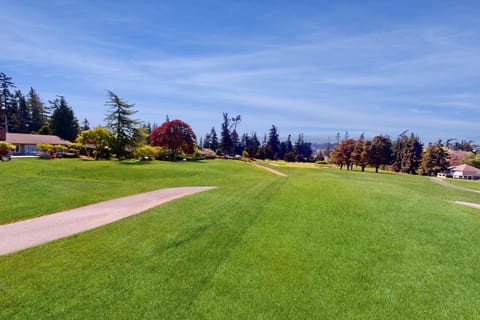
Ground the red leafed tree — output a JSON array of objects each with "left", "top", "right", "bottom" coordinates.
[{"left": 150, "top": 120, "right": 196, "bottom": 160}]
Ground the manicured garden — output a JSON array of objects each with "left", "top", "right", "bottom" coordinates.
[{"left": 1, "top": 158, "right": 480, "bottom": 319}]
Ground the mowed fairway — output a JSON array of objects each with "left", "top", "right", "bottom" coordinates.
[{"left": 1, "top": 159, "right": 480, "bottom": 319}]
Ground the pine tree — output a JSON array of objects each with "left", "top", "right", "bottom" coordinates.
[
  {"left": 246, "top": 132, "right": 260, "bottom": 158},
  {"left": 266, "top": 125, "right": 280, "bottom": 160},
  {"left": 231, "top": 129, "right": 241, "bottom": 155},
  {"left": 104, "top": 91, "right": 141, "bottom": 159},
  {"left": 26, "top": 87, "right": 47, "bottom": 132},
  {"left": 220, "top": 113, "right": 233, "bottom": 157},
  {"left": 401, "top": 134, "right": 423, "bottom": 174},
  {"left": 82, "top": 118, "right": 91, "bottom": 131},
  {"left": 392, "top": 132, "right": 423, "bottom": 174},
  {"left": 49, "top": 96, "right": 80, "bottom": 141},
  {"left": 0, "top": 72, "right": 15, "bottom": 134},
  {"left": 294, "top": 134, "right": 313, "bottom": 162},
  {"left": 421, "top": 143, "right": 448, "bottom": 175}
]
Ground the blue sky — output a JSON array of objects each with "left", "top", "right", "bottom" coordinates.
[{"left": 1, "top": 0, "right": 479, "bottom": 143}]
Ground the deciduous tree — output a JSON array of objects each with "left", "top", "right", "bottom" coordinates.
[
  {"left": 76, "top": 126, "right": 112, "bottom": 159},
  {"left": 331, "top": 138, "right": 355, "bottom": 170},
  {"left": 368, "top": 135, "right": 393, "bottom": 173},
  {"left": 150, "top": 119, "right": 196, "bottom": 161}
]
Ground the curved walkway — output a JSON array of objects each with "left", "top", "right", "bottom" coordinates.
[
  {"left": 456, "top": 201, "right": 480, "bottom": 209},
  {"left": 251, "top": 163, "right": 288, "bottom": 177},
  {"left": 0, "top": 186, "right": 215, "bottom": 256}
]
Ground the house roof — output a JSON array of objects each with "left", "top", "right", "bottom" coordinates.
[
  {"left": 6, "top": 133, "right": 71, "bottom": 145},
  {"left": 451, "top": 164, "right": 480, "bottom": 174}
]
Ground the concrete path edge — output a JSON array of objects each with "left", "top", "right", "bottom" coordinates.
[{"left": 0, "top": 186, "right": 216, "bottom": 256}]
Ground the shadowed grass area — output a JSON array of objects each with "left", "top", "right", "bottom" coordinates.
[{"left": 1, "top": 159, "right": 480, "bottom": 318}]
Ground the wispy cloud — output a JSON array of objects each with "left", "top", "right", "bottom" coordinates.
[{"left": 1, "top": 2, "right": 479, "bottom": 142}]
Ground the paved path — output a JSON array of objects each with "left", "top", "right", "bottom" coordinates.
[
  {"left": 251, "top": 163, "right": 288, "bottom": 177},
  {"left": 0, "top": 186, "right": 215, "bottom": 256},
  {"left": 456, "top": 201, "right": 480, "bottom": 209}
]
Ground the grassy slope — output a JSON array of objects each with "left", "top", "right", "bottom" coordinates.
[
  {"left": 1, "top": 160, "right": 480, "bottom": 319},
  {"left": 0, "top": 158, "right": 244, "bottom": 224},
  {"left": 444, "top": 178, "right": 480, "bottom": 191}
]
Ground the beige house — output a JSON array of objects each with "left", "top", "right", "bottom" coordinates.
[
  {"left": 5, "top": 133, "right": 71, "bottom": 156},
  {"left": 449, "top": 164, "right": 480, "bottom": 180}
]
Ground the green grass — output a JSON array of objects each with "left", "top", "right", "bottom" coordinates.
[
  {"left": 0, "top": 158, "right": 257, "bottom": 224},
  {"left": 1, "top": 159, "right": 480, "bottom": 319},
  {"left": 443, "top": 178, "right": 480, "bottom": 191}
]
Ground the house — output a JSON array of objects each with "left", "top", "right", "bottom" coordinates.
[
  {"left": 5, "top": 133, "right": 71, "bottom": 156},
  {"left": 449, "top": 164, "right": 480, "bottom": 180}
]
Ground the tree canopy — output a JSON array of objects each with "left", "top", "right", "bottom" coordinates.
[
  {"left": 150, "top": 119, "right": 196, "bottom": 161},
  {"left": 49, "top": 96, "right": 79, "bottom": 141}
]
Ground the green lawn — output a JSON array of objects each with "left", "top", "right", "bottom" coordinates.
[
  {"left": 443, "top": 178, "right": 480, "bottom": 191},
  {"left": 1, "top": 159, "right": 480, "bottom": 319}
]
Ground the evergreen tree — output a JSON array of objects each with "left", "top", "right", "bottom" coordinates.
[
  {"left": 209, "top": 127, "right": 219, "bottom": 151},
  {"left": 294, "top": 133, "right": 313, "bottom": 162},
  {"left": 401, "top": 133, "right": 423, "bottom": 174},
  {"left": 8, "top": 90, "right": 24, "bottom": 132},
  {"left": 392, "top": 132, "right": 407, "bottom": 172},
  {"left": 104, "top": 90, "right": 141, "bottom": 159},
  {"left": 26, "top": 87, "right": 47, "bottom": 132},
  {"left": 266, "top": 125, "right": 280, "bottom": 160},
  {"left": 49, "top": 96, "right": 80, "bottom": 141},
  {"left": 231, "top": 129, "right": 241, "bottom": 155},
  {"left": 246, "top": 132, "right": 260, "bottom": 158},
  {"left": 368, "top": 135, "right": 393, "bottom": 173},
  {"left": 421, "top": 143, "right": 448, "bottom": 175},
  {"left": 0, "top": 72, "right": 15, "bottom": 134},
  {"left": 203, "top": 132, "right": 211, "bottom": 149},
  {"left": 82, "top": 118, "right": 91, "bottom": 131},
  {"left": 220, "top": 113, "right": 233, "bottom": 156},
  {"left": 392, "top": 132, "right": 423, "bottom": 174}
]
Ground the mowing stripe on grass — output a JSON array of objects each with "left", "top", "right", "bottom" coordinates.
[{"left": 0, "top": 186, "right": 215, "bottom": 256}]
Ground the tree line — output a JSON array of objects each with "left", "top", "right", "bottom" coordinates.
[
  {"left": 0, "top": 72, "right": 86, "bottom": 141},
  {"left": 1, "top": 71, "right": 477, "bottom": 172},
  {"left": 330, "top": 132, "right": 460, "bottom": 175},
  {"left": 200, "top": 113, "right": 313, "bottom": 161}
]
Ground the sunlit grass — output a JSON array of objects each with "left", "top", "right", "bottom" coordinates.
[{"left": 1, "top": 159, "right": 480, "bottom": 318}]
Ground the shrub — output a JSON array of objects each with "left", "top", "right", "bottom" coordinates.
[{"left": 134, "top": 145, "right": 160, "bottom": 160}]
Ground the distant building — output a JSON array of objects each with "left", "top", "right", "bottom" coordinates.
[
  {"left": 448, "top": 164, "right": 480, "bottom": 180},
  {"left": 5, "top": 133, "right": 71, "bottom": 156}
]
